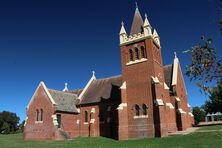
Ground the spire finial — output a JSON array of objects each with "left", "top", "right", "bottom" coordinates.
[
  {"left": 121, "top": 21, "right": 124, "bottom": 26},
  {"left": 92, "top": 71, "right": 95, "bottom": 77},
  {"left": 63, "top": 83, "right": 68, "bottom": 91},
  {"left": 174, "top": 52, "right": 177, "bottom": 58},
  {"left": 145, "top": 13, "right": 148, "bottom": 19},
  {"left": 135, "top": 1, "right": 138, "bottom": 9}
]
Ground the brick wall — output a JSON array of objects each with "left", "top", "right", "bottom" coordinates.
[{"left": 24, "top": 85, "right": 57, "bottom": 140}]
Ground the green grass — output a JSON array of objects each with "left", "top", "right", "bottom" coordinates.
[
  {"left": 198, "top": 124, "right": 222, "bottom": 131},
  {"left": 1, "top": 126, "right": 222, "bottom": 148}
]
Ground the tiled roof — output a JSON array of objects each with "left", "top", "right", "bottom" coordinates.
[
  {"left": 69, "top": 89, "right": 83, "bottom": 96},
  {"left": 79, "top": 75, "right": 122, "bottom": 105},
  {"left": 48, "top": 89, "right": 78, "bottom": 113}
]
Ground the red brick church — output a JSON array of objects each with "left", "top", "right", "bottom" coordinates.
[{"left": 24, "top": 5, "right": 194, "bottom": 141}]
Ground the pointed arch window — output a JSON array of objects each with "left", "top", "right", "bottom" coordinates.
[
  {"left": 40, "top": 109, "right": 43, "bottom": 121},
  {"left": 135, "top": 104, "right": 140, "bottom": 116},
  {"left": 135, "top": 48, "right": 139, "bottom": 60},
  {"left": 36, "top": 109, "right": 39, "bottom": 121},
  {"left": 142, "top": 104, "right": 148, "bottom": 115},
  {"left": 129, "top": 49, "right": 134, "bottom": 61},
  {"left": 85, "top": 111, "right": 88, "bottom": 123},
  {"left": 141, "top": 46, "right": 147, "bottom": 58}
]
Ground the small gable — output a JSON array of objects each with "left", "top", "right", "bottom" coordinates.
[{"left": 27, "top": 82, "right": 56, "bottom": 110}]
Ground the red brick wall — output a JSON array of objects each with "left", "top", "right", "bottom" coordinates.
[
  {"left": 173, "top": 65, "right": 194, "bottom": 130},
  {"left": 57, "top": 112, "right": 80, "bottom": 138},
  {"left": 24, "top": 85, "right": 57, "bottom": 140},
  {"left": 79, "top": 105, "right": 100, "bottom": 137},
  {"left": 79, "top": 101, "right": 120, "bottom": 139},
  {"left": 121, "top": 40, "right": 155, "bottom": 139}
]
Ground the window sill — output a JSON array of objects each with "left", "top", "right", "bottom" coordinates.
[
  {"left": 35, "top": 121, "right": 43, "bottom": 124},
  {"left": 84, "top": 122, "right": 89, "bottom": 125},
  {"left": 126, "top": 58, "right": 147, "bottom": 66},
  {"left": 133, "top": 115, "right": 148, "bottom": 119}
]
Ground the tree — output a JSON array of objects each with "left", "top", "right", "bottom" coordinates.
[
  {"left": 184, "top": 38, "right": 222, "bottom": 92},
  {"left": 17, "top": 120, "right": 25, "bottom": 133},
  {"left": 203, "top": 82, "right": 222, "bottom": 113},
  {"left": 192, "top": 106, "right": 206, "bottom": 125},
  {"left": 0, "top": 111, "right": 20, "bottom": 134}
]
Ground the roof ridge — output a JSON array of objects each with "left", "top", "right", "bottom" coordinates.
[
  {"left": 48, "top": 88, "right": 77, "bottom": 96},
  {"left": 96, "top": 75, "right": 122, "bottom": 81}
]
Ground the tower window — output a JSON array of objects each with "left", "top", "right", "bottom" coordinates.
[
  {"left": 135, "top": 104, "right": 140, "bottom": 116},
  {"left": 129, "top": 49, "right": 134, "bottom": 61},
  {"left": 36, "top": 109, "right": 39, "bottom": 121},
  {"left": 135, "top": 48, "right": 139, "bottom": 60},
  {"left": 142, "top": 104, "right": 148, "bottom": 115},
  {"left": 85, "top": 111, "right": 88, "bottom": 123},
  {"left": 141, "top": 46, "right": 147, "bottom": 58},
  {"left": 40, "top": 109, "right": 43, "bottom": 121}
]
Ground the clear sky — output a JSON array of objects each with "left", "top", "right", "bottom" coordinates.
[{"left": 0, "top": 0, "right": 221, "bottom": 122}]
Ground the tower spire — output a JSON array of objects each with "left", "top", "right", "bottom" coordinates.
[
  {"left": 143, "top": 13, "right": 152, "bottom": 36},
  {"left": 119, "top": 21, "right": 127, "bottom": 44},
  {"left": 130, "top": 2, "right": 144, "bottom": 35}
]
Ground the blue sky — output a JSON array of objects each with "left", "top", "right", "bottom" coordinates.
[{"left": 0, "top": 0, "right": 221, "bottom": 122}]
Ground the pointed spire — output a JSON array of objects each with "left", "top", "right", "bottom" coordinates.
[
  {"left": 63, "top": 83, "right": 69, "bottom": 91},
  {"left": 174, "top": 52, "right": 177, "bottom": 59},
  {"left": 143, "top": 13, "right": 150, "bottom": 27},
  {"left": 119, "top": 21, "right": 127, "bottom": 35},
  {"left": 153, "top": 29, "right": 159, "bottom": 38},
  {"left": 130, "top": 2, "right": 144, "bottom": 35}
]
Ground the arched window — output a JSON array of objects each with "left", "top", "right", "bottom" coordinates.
[
  {"left": 135, "top": 48, "right": 139, "bottom": 60},
  {"left": 85, "top": 111, "right": 88, "bottom": 122},
  {"left": 129, "top": 49, "right": 134, "bottom": 61},
  {"left": 36, "top": 109, "right": 39, "bottom": 121},
  {"left": 141, "top": 46, "right": 146, "bottom": 58},
  {"left": 142, "top": 104, "right": 148, "bottom": 115},
  {"left": 135, "top": 104, "right": 140, "bottom": 116},
  {"left": 40, "top": 109, "right": 43, "bottom": 121}
]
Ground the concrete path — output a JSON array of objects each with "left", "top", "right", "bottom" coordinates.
[{"left": 168, "top": 127, "right": 200, "bottom": 136}]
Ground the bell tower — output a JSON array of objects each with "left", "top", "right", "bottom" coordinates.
[{"left": 118, "top": 4, "right": 169, "bottom": 140}]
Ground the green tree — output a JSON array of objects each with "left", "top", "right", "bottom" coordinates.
[
  {"left": 184, "top": 38, "right": 222, "bottom": 92},
  {"left": 203, "top": 82, "right": 222, "bottom": 113},
  {"left": 0, "top": 111, "right": 20, "bottom": 134},
  {"left": 192, "top": 106, "right": 206, "bottom": 125},
  {"left": 17, "top": 120, "right": 25, "bottom": 133}
]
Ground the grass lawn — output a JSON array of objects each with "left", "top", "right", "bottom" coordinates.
[
  {"left": 198, "top": 124, "right": 222, "bottom": 131},
  {"left": 0, "top": 125, "right": 222, "bottom": 148}
]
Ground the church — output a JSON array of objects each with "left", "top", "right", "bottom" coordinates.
[{"left": 24, "top": 5, "right": 194, "bottom": 141}]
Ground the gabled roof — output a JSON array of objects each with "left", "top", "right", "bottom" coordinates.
[
  {"left": 48, "top": 89, "right": 79, "bottom": 113},
  {"left": 69, "top": 89, "right": 83, "bottom": 96},
  {"left": 130, "top": 7, "right": 144, "bottom": 35},
  {"left": 27, "top": 82, "right": 56, "bottom": 110},
  {"left": 79, "top": 75, "right": 122, "bottom": 105}
]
